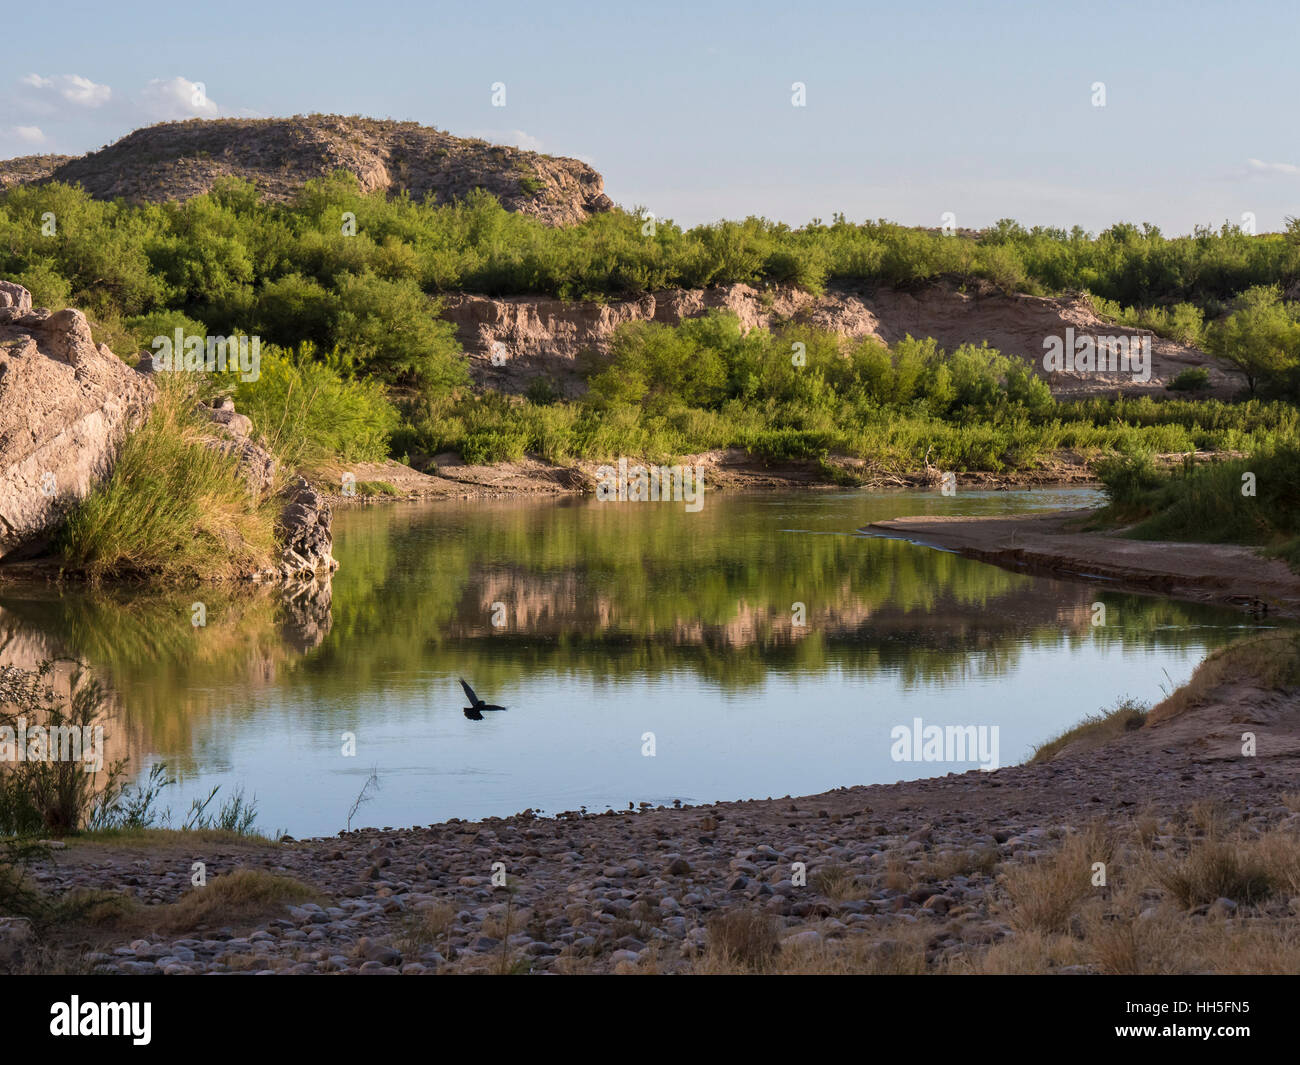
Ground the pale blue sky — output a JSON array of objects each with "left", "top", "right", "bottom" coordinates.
[{"left": 4, "top": 0, "right": 1296, "bottom": 232}]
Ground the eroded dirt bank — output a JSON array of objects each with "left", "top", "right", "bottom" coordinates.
[
  {"left": 445, "top": 278, "right": 1243, "bottom": 400},
  {"left": 866, "top": 511, "right": 1300, "bottom": 620},
  {"left": 12, "top": 661, "right": 1300, "bottom": 975}
]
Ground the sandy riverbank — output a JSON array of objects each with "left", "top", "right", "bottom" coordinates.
[
  {"left": 317, "top": 450, "right": 1100, "bottom": 505},
  {"left": 865, "top": 511, "right": 1300, "bottom": 620}
]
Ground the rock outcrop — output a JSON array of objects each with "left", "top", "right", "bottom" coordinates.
[
  {"left": 444, "top": 278, "right": 1244, "bottom": 399},
  {"left": 189, "top": 394, "right": 277, "bottom": 499},
  {"left": 441, "top": 283, "right": 882, "bottom": 398},
  {"left": 0, "top": 116, "right": 613, "bottom": 226},
  {"left": 0, "top": 283, "right": 156, "bottom": 560},
  {"left": 0, "top": 296, "right": 336, "bottom": 580},
  {"left": 276, "top": 478, "right": 337, "bottom": 580},
  {"left": 852, "top": 279, "right": 1243, "bottom": 398},
  {"left": 0, "top": 154, "right": 75, "bottom": 191}
]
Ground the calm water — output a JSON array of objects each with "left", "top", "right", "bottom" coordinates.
[{"left": 0, "top": 488, "right": 1274, "bottom": 836}]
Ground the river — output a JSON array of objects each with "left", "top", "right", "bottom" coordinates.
[{"left": 0, "top": 487, "right": 1274, "bottom": 836}]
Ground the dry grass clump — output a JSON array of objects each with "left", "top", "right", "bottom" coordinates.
[
  {"left": 1148, "top": 630, "right": 1300, "bottom": 725},
  {"left": 1130, "top": 805, "right": 1161, "bottom": 847},
  {"left": 693, "top": 920, "right": 930, "bottom": 975},
  {"left": 704, "top": 909, "right": 780, "bottom": 970},
  {"left": 951, "top": 928, "right": 1084, "bottom": 974},
  {"left": 395, "top": 901, "right": 456, "bottom": 954},
  {"left": 1155, "top": 837, "right": 1276, "bottom": 908},
  {"left": 970, "top": 812, "right": 1300, "bottom": 975},
  {"left": 810, "top": 862, "right": 862, "bottom": 900},
  {"left": 921, "top": 846, "right": 1000, "bottom": 880},
  {"left": 1079, "top": 904, "right": 1187, "bottom": 975},
  {"left": 883, "top": 853, "right": 912, "bottom": 892},
  {"left": 23, "top": 868, "right": 324, "bottom": 962},
  {"left": 1030, "top": 698, "right": 1148, "bottom": 763},
  {"left": 999, "top": 822, "right": 1115, "bottom": 934},
  {"left": 156, "top": 869, "right": 320, "bottom": 933},
  {"left": 963, "top": 905, "right": 1300, "bottom": 976}
]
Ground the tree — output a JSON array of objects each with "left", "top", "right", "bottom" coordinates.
[{"left": 1208, "top": 286, "right": 1300, "bottom": 395}]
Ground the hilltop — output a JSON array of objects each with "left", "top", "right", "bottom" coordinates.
[{"left": 0, "top": 115, "right": 613, "bottom": 225}]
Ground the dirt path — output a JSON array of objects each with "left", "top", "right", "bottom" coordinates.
[{"left": 864, "top": 511, "right": 1300, "bottom": 620}]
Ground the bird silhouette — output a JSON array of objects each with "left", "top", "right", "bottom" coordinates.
[{"left": 460, "top": 678, "right": 507, "bottom": 720}]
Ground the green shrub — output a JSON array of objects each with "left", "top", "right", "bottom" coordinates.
[
  {"left": 1167, "top": 367, "right": 1211, "bottom": 392},
  {"left": 461, "top": 427, "right": 528, "bottom": 465},
  {"left": 1095, "top": 446, "right": 1300, "bottom": 556},
  {"left": 234, "top": 342, "right": 400, "bottom": 466},
  {"left": 1096, "top": 452, "right": 1164, "bottom": 507}
]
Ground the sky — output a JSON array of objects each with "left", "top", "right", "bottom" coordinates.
[{"left": 2, "top": 0, "right": 1297, "bottom": 234}]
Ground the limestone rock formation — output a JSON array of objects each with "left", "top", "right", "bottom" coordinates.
[{"left": 0, "top": 284, "right": 156, "bottom": 560}]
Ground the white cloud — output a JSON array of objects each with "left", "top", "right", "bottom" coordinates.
[
  {"left": 11, "top": 125, "right": 47, "bottom": 145},
  {"left": 1246, "top": 158, "right": 1300, "bottom": 176},
  {"left": 139, "top": 77, "right": 220, "bottom": 120},
  {"left": 60, "top": 75, "right": 112, "bottom": 107},
  {"left": 20, "top": 73, "right": 111, "bottom": 108}
]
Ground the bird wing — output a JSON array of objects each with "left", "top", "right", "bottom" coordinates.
[{"left": 459, "top": 678, "right": 479, "bottom": 705}]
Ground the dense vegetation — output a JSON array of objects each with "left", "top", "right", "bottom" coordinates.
[
  {"left": 400, "top": 313, "right": 1300, "bottom": 474},
  {"left": 5, "top": 176, "right": 1300, "bottom": 318},
  {"left": 1095, "top": 446, "right": 1300, "bottom": 567},
  {"left": 2, "top": 174, "right": 1299, "bottom": 486}
]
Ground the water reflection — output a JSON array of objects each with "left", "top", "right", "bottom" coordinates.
[{"left": 0, "top": 488, "right": 1279, "bottom": 833}]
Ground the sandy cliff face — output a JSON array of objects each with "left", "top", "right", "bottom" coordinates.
[
  {"left": 442, "top": 278, "right": 1243, "bottom": 398},
  {"left": 0, "top": 116, "right": 612, "bottom": 226},
  {"left": 854, "top": 281, "right": 1243, "bottom": 398}
]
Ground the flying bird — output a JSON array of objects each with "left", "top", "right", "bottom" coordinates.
[{"left": 460, "top": 678, "right": 507, "bottom": 720}]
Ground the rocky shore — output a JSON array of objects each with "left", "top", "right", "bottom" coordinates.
[{"left": 9, "top": 651, "right": 1300, "bottom": 975}]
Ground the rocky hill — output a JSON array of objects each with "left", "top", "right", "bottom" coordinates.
[{"left": 0, "top": 116, "right": 613, "bottom": 225}]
